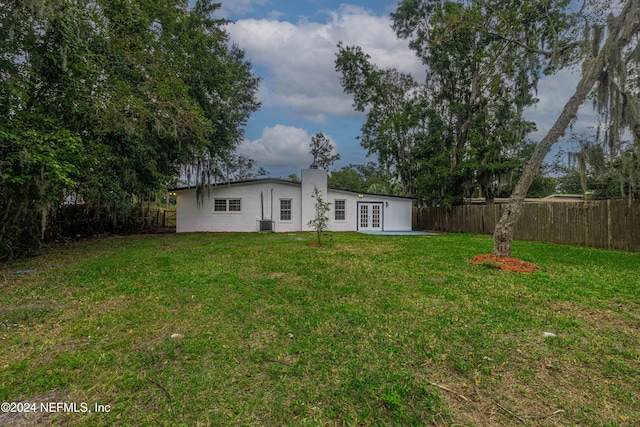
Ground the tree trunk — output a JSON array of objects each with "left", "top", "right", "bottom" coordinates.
[{"left": 492, "top": 0, "right": 640, "bottom": 257}]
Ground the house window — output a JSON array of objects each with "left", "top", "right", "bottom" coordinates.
[
  {"left": 214, "top": 198, "right": 241, "bottom": 212},
  {"left": 360, "top": 204, "right": 368, "bottom": 228},
  {"left": 228, "top": 199, "right": 241, "bottom": 212},
  {"left": 335, "top": 199, "right": 346, "bottom": 221},
  {"left": 280, "top": 199, "right": 292, "bottom": 221},
  {"left": 214, "top": 199, "right": 227, "bottom": 212},
  {"left": 372, "top": 204, "right": 381, "bottom": 228}
]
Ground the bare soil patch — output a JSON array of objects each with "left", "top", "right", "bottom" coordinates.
[
  {"left": 307, "top": 242, "right": 330, "bottom": 247},
  {"left": 0, "top": 391, "right": 68, "bottom": 426}
]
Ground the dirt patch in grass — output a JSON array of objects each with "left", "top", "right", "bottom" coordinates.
[
  {"left": 0, "top": 300, "right": 61, "bottom": 327},
  {"left": 472, "top": 254, "right": 539, "bottom": 274},
  {"left": 426, "top": 350, "right": 621, "bottom": 426},
  {"left": 246, "top": 325, "right": 280, "bottom": 350},
  {"left": 307, "top": 242, "right": 330, "bottom": 247},
  {"left": 0, "top": 390, "right": 69, "bottom": 426}
]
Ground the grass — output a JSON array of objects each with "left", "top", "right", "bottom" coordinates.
[{"left": 0, "top": 232, "right": 639, "bottom": 426}]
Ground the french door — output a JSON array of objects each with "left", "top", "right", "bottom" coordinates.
[{"left": 358, "top": 202, "right": 383, "bottom": 231}]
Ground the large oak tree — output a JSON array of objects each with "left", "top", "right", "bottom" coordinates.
[
  {"left": 336, "top": 1, "right": 537, "bottom": 204},
  {"left": 0, "top": 0, "right": 260, "bottom": 259},
  {"left": 490, "top": 0, "right": 640, "bottom": 256}
]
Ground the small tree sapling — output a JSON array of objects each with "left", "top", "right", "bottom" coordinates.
[{"left": 307, "top": 186, "right": 331, "bottom": 245}]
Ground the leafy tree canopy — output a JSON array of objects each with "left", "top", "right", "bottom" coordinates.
[
  {"left": 337, "top": 0, "right": 540, "bottom": 205},
  {"left": 328, "top": 162, "right": 402, "bottom": 195},
  {"left": 557, "top": 135, "right": 640, "bottom": 199},
  {"left": 0, "top": 0, "right": 260, "bottom": 259},
  {"left": 309, "top": 132, "right": 340, "bottom": 171}
]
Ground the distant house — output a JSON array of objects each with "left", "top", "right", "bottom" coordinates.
[{"left": 170, "top": 167, "right": 415, "bottom": 233}]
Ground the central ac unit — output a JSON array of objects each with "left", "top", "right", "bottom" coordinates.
[{"left": 259, "top": 220, "right": 274, "bottom": 232}]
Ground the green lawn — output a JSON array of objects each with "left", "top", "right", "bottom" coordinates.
[{"left": 1, "top": 232, "right": 639, "bottom": 426}]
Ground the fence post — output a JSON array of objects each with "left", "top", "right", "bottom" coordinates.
[{"left": 607, "top": 200, "right": 612, "bottom": 250}]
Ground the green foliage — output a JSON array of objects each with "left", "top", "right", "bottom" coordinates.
[
  {"left": 558, "top": 136, "right": 640, "bottom": 199},
  {"left": 335, "top": 45, "right": 423, "bottom": 197},
  {"left": 525, "top": 176, "right": 558, "bottom": 198},
  {"left": 336, "top": 0, "right": 540, "bottom": 205},
  {"left": 328, "top": 162, "right": 401, "bottom": 194},
  {"left": 328, "top": 168, "right": 365, "bottom": 191},
  {"left": 307, "top": 186, "right": 331, "bottom": 245},
  {"left": 491, "top": 142, "right": 558, "bottom": 199},
  {"left": 0, "top": 121, "right": 85, "bottom": 259},
  {"left": 222, "top": 155, "right": 268, "bottom": 182},
  {"left": 394, "top": 1, "right": 540, "bottom": 205},
  {"left": 309, "top": 133, "right": 340, "bottom": 171},
  {"left": 465, "top": 0, "right": 640, "bottom": 256},
  {"left": 556, "top": 168, "right": 589, "bottom": 195},
  {"left": 0, "top": 0, "right": 260, "bottom": 259}
]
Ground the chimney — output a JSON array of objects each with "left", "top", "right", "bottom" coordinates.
[{"left": 301, "top": 167, "right": 328, "bottom": 231}]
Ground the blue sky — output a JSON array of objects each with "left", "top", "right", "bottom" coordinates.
[
  {"left": 219, "top": 0, "right": 397, "bottom": 21},
  {"left": 210, "top": 0, "right": 599, "bottom": 178}
]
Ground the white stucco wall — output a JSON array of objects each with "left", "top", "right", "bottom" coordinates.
[
  {"left": 326, "top": 189, "right": 354, "bottom": 232},
  {"left": 379, "top": 197, "right": 413, "bottom": 231},
  {"left": 176, "top": 181, "right": 302, "bottom": 233},
  {"left": 301, "top": 168, "right": 328, "bottom": 231},
  {"left": 327, "top": 190, "right": 413, "bottom": 232},
  {"left": 174, "top": 170, "right": 414, "bottom": 233}
]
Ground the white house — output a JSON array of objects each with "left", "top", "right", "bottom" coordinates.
[{"left": 171, "top": 167, "right": 415, "bottom": 233}]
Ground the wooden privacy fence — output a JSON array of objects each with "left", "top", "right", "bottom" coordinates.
[
  {"left": 413, "top": 200, "right": 640, "bottom": 252},
  {"left": 139, "top": 209, "right": 176, "bottom": 228},
  {"left": 135, "top": 209, "right": 176, "bottom": 228},
  {"left": 55, "top": 206, "right": 176, "bottom": 238}
]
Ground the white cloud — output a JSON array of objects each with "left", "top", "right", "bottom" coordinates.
[
  {"left": 228, "top": 5, "right": 423, "bottom": 123},
  {"left": 238, "top": 125, "right": 340, "bottom": 173},
  {"left": 524, "top": 67, "right": 600, "bottom": 144},
  {"left": 215, "top": 0, "right": 268, "bottom": 18},
  {"left": 226, "top": 2, "right": 604, "bottom": 173}
]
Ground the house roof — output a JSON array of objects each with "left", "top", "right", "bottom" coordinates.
[
  {"left": 169, "top": 177, "right": 296, "bottom": 191},
  {"left": 169, "top": 178, "right": 417, "bottom": 201},
  {"left": 328, "top": 186, "right": 417, "bottom": 201}
]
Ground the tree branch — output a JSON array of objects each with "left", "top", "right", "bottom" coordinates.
[{"left": 484, "top": 30, "right": 583, "bottom": 58}]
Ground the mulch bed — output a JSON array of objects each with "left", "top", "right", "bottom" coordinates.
[{"left": 472, "top": 254, "right": 539, "bottom": 274}]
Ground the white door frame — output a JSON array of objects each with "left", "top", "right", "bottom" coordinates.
[{"left": 357, "top": 202, "right": 383, "bottom": 231}]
